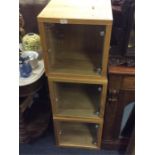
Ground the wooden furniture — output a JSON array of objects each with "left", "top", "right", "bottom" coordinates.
[
  {"left": 19, "top": 76, "right": 44, "bottom": 143},
  {"left": 19, "top": 61, "right": 50, "bottom": 143},
  {"left": 19, "top": 0, "right": 49, "bottom": 33},
  {"left": 38, "top": 0, "right": 112, "bottom": 149},
  {"left": 125, "top": 127, "right": 135, "bottom": 155},
  {"left": 110, "top": 0, "right": 135, "bottom": 67},
  {"left": 102, "top": 66, "right": 135, "bottom": 150}
]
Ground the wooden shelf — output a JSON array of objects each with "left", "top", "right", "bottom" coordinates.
[
  {"left": 58, "top": 122, "right": 99, "bottom": 149},
  {"left": 50, "top": 82, "right": 105, "bottom": 118},
  {"left": 38, "top": 0, "right": 112, "bottom": 149},
  {"left": 48, "top": 74, "right": 108, "bottom": 85},
  {"left": 109, "top": 66, "right": 135, "bottom": 75},
  {"left": 50, "top": 50, "right": 101, "bottom": 77}
]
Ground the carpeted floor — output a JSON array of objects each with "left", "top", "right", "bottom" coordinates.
[{"left": 19, "top": 131, "right": 124, "bottom": 155}]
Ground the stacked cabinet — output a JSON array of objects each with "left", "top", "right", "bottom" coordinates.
[{"left": 38, "top": 0, "right": 112, "bottom": 149}]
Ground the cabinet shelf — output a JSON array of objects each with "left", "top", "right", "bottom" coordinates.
[
  {"left": 58, "top": 121, "right": 100, "bottom": 149},
  {"left": 50, "top": 49, "right": 102, "bottom": 77},
  {"left": 50, "top": 82, "right": 105, "bottom": 118}
]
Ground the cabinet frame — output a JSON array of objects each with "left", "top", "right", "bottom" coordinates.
[
  {"left": 102, "top": 66, "right": 135, "bottom": 150},
  {"left": 38, "top": 21, "right": 112, "bottom": 78},
  {"left": 48, "top": 78, "right": 107, "bottom": 120},
  {"left": 37, "top": 0, "right": 113, "bottom": 149},
  {"left": 53, "top": 118, "right": 103, "bottom": 149}
]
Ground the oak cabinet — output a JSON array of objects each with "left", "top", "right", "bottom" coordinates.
[
  {"left": 54, "top": 120, "right": 103, "bottom": 149},
  {"left": 38, "top": 0, "right": 112, "bottom": 149}
]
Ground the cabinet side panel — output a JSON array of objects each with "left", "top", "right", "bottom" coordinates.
[
  {"left": 45, "top": 24, "right": 56, "bottom": 67},
  {"left": 48, "top": 80, "right": 57, "bottom": 114},
  {"left": 99, "top": 82, "right": 108, "bottom": 117},
  {"left": 97, "top": 121, "right": 103, "bottom": 148},
  {"left": 53, "top": 119, "right": 61, "bottom": 146},
  {"left": 38, "top": 21, "right": 49, "bottom": 74},
  {"left": 102, "top": 25, "right": 112, "bottom": 75}
]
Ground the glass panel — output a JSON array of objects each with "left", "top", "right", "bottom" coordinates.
[
  {"left": 119, "top": 102, "right": 135, "bottom": 138},
  {"left": 59, "top": 122, "right": 98, "bottom": 148},
  {"left": 45, "top": 23, "right": 105, "bottom": 76},
  {"left": 127, "top": 16, "right": 135, "bottom": 56},
  {"left": 53, "top": 82, "right": 102, "bottom": 118}
]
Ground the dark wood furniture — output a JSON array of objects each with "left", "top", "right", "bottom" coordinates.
[
  {"left": 19, "top": 75, "right": 51, "bottom": 143},
  {"left": 19, "top": 0, "right": 49, "bottom": 33},
  {"left": 110, "top": 0, "right": 135, "bottom": 57},
  {"left": 125, "top": 127, "right": 135, "bottom": 155},
  {"left": 102, "top": 66, "right": 135, "bottom": 150}
]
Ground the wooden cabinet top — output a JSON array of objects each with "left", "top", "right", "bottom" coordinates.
[
  {"left": 38, "top": 0, "right": 113, "bottom": 25},
  {"left": 109, "top": 66, "right": 135, "bottom": 76}
]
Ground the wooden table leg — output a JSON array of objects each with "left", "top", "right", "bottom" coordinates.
[{"left": 19, "top": 109, "right": 31, "bottom": 143}]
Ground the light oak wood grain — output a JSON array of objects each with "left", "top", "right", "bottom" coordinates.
[
  {"left": 54, "top": 115, "right": 103, "bottom": 123},
  {"left": 54, "top": 119, "right": 103, "bottom": 149},
  {"left": 38, "top": 0, "right": 113, "bottom": 25},
  {"left": 37, "top": 0, "right": 113, "bottom": 149},
  {"left": 102, "top": 25, "right": 112, "bottom": 75}
]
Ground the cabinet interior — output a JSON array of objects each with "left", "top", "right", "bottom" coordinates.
[
  {"left": 45, "top": 23, "right": 105, "bottom": 77},
  {"left": 52, "top": 82, "right": 102, "bottom": 118},
  {"left": 58, "top": 121, "right": 99, "bottom": 148}
]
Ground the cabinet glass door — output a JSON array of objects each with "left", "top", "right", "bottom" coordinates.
[
  {"left": 45, "top": 23, "right": 105, "bottom": 77},
  {"left": 57, "top": 121, "right": 100, "bottom": 149},
  {"left": 50, "top": 82, "right": 105, "bottom": 118}
]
